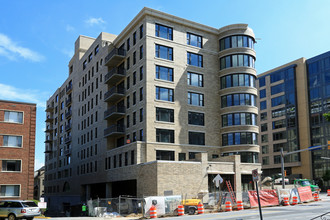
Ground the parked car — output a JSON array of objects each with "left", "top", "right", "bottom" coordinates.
[{"left": 0, "top": 200, "right": 40, "bottom": 220}]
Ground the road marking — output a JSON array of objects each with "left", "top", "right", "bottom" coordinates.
[{"left": 192, "top": 211, "right": 279, "bottom": 219}]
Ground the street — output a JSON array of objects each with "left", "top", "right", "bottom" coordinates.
[{"left": 35, "top": 193, "right": 330, "bottom": 220}]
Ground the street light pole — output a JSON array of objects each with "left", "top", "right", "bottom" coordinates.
[{"left": 281, "top": 148, "right": 285, "bottom": 189}]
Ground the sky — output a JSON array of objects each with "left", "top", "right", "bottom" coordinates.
[{"left": 1, "top": 0, "right": 330, "bottom": 171}]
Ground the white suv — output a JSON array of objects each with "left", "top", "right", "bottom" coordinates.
[{"left": 0, "top": 200, "right": 40, "bottom": 220}]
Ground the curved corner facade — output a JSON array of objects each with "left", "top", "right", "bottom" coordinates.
[{"left": 218, "top": 24, "right": 259, "bottom": 162}]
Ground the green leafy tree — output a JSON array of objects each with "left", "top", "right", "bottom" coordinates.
[{"left": 324, "top": 112, "right": 330, "bottom": 122}]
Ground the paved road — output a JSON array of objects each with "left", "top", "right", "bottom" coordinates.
[{"left": 34, "top": 193, "right": 330, "bottom": 220}]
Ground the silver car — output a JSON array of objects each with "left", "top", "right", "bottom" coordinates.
[{"left": 0, "top": 200, "right": 40, "bottom": 220}]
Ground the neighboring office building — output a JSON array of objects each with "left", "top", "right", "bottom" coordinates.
[
  {"left": 257, "top": 51, "right": 330, "bottom": 188},
  {"left": 44, "top": 7, "right": 260, "bottom": 212},
  {"left": 0, "top": 100, "right": 36, "bottom": 200},
  {"left": 34, "top": 166, "right": 45, "bottom": 200}
]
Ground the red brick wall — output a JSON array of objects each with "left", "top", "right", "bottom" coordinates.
[{"left": 0, "top": 101, "right": 36, "bottom": 200}]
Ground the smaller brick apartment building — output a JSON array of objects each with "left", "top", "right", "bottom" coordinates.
[{"left": 0, "top": 100, "right": 36, "bottom": 200}]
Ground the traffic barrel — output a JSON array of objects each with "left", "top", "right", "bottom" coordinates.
[
  {"left": 313, "top": 192, "right": 319, "bottom": 201},
  {"left": 150, "top": 205, "right": 157, "bottom": 218},
  {"left": 283, "top": 197, "right": 289, "bottom": 206},
  {"left": 177, "top": 205, "right": 184, "bottom": 216},
  {"left": 225, "top": 201, "right": 232, "bottom": 212},
  {"left": 237, "top": 200, "right": 244, "bottom": 210},
  {"left": 197, "top": 203, "right": 204, "bottom": 214},
  {"left": 291, "top": 196, "right": 298, "bottom": 205},
  {"left": 328, "top": 189, "right": 330, "bottom": 196}
]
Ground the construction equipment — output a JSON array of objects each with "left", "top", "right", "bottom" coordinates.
[{"left": 181, "top": 199, "right": 202, "bottom": 215}]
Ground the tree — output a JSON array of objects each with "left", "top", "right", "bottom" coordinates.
[
  {"left": 323, "top": 170, "right": 330, "bottom": 182},
  {"left": 324, "top": 112, "right": 330, "bottom": 122}
]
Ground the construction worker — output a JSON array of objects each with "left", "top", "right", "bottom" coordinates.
[{"left": 82, "top": 203, "right": 87, "bottom": 216}]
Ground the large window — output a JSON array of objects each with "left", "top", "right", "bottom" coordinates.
[
  {"left": 188, "top": 92, "right": 204, "bottom": 106},
  {"left": 156, "top": 150, "right": 174, "bottom": 160},
  {"left": 222, "top": 132, "right": 258, "bottom": 146},
  {"left": 221, "top": 93, "right": 256, "bottom": 108},
  {"left": 155, "top": 44, "right": 173, "bottom": 60},
  {"left": 187, "top": 33, "right": 202, "bottom": 48},
  {"left": 271, "top": 95, "right": 285, "bottom": 107},
  {"left": 220, "top": 54, "right": 255, "bottom": 70},
  {"left": 271, "top": 83, "right": 285, "bottom": 95},
  {"left": 259, "top": 77, "right": 266, "bottom": 87},
  {"left": 4, "top": 111, "right": 23, "bottom": 123},
  {"left": 156, "top": 87, "right": 174, "bottom": 102},
  {"left": 260, "top": 89, "right": 266, "bottom": 98},
  {"left": 189, "top": 132, "right": 205, "bottom": 145},
  {"left": 2, "top": 135, "right": 22, "bottom": 148},
  {"left": 156, "top": 129, "right": 174, "bottom": 143},
  {"left": 187, "top": 72, "right": 203, "bottom": 87},
  {"left": 272, "top": 107, "right": 286, "bottom": 118},
  {"left": 0, "top": 185, "right": 20, "bottom": 197},
  {"left": 222, "top": 113, "right": 257, "bottom": 127},
  {"left": 1, "top": 160, "right": 21, "bottom": 172},
  {"left": 272, "top": 119, "right": 286, "bottom": 130},
  {"left": 156, "top": 65, "right": 173, "bottom": 81},
  {"left": 155, "top": 24, "right": 173, "bottom": 40},
  {"left": 219, "top": 35, "right": 254, "bottom": 51},
  {"left": 221, "top": 74, "right": 256, "bottom": 89},
  {"left": 273, "top": 131, "right": 286, "bottom": 141},
  {"left": 188, "top": 111, "right": 204, "bottom": 126},
  {"left": 187, "top": 52, "right": 203, "bottom": 67},
  {"left": 156, "top": 107, "right": 174, "bottom": 122}
]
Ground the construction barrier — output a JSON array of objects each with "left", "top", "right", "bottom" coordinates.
[
  {"left": 291, "top": 196, "right": 298, "bottom": 205},
  {"left": 283, "top": 197, "right": 290, "bottom": 206},
  {"left": 177, "top": 205, "right": 184, "bottom": 216},
  {"left": 237, "top": 200, "right": 244, "bottom": 210},
  {"left": 225, "top": 201, "right": 232, "bottom": 212},
  {"left": 150, "top": 206, "right": 157, "bottom": 219},
  {"left": 197, "top": 203, "right": 204, "bottom": 214},
  {"left": 313, "top": 193, "right": 319, "bottom": 201},
  {"left": 328, "top": 189, "right": 330, "bottom": 196}
]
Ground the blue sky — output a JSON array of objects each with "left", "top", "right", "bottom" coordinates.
[{"left": 1, "top": 0, "right": 330, "bottom": 170}]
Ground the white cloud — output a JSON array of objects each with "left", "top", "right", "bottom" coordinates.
[
  {"left": 0, "top": 33, "right": 44, "bottom": 62},
  {"left": 85, "top": 17, "right": 106, "bottom": 26},
  {"left": 34, "top": 158, "right": 44, "bottom": 171},
  {"left": 0, "top": 83, "right": 46, "bottom": 108},
  {"left": 66, "top": 24, "right": 75, "bottom": 32}
]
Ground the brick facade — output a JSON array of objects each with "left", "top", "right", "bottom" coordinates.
[{"left": 0, "top": 100, "right": 36, "bottom": 200}]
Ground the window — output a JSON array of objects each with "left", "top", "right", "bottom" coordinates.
[
  {"left": 270, "top": 71, "right": 285, "bottom": 83},
  {"left": 4, "top": 111, "right": 23, "bottom": 123},
  {"left": 272, "top": 119, "right": 286, "bottom": 129},
  {"left": 188, "top": 92, "right": 204, "bottom": 106},
  {"left": 219, "top": 35, "right": 254, "bottom": 51},
  {"left": 140, "top": 108, "right": 144, "bottom": 122},
  {"left": 261, "top": 134, "right": 268, "bottom": 143},
  {"left": 155, "top": 44, "right": 173, "bottom": 60},
  {"left": 261, "top": 123, "right": 268, "bottom": 132},
  {"left": 126, "top": 115, "right": 130, "bottom": 128},
  {"left": 2, "top": 160, "right": 21, "bottom": 172},
  {"left": 189, "top": 132, "right": 205, "bottom": 145},
  {"left": 133, "top": 51, "right": 136, "bottom": 65},
  {"left": 133, "top": 92, "right": 136, "bottom": 105},
  {"left": 140, "top": 45, "right": 143, "bottom": 59},
  {"left": 262, "top": 145, "right": 269, "bottom": 154},
  {"left": 260, "top": 89, "right": 266, "bottom": 98},
  {"left": 88, "top": 53, "right": 93, "bottom": 62},
  {"left": 140, "top": 87, "right": 143, "bottom": 101},
  {"left": 126, "top": 38, "right": 130, "bottom": 51},
  {"left": 126, "top": 96, "right": 130, "bottom": 108},
  {"left": 260, "top": 101, "right": 267, "bottom": 110},
  {"left": 156, "top": 150, "right": 174, "bottom": 160},
  {"left": 133, "top": 32, "right": 136, "bottom": 45},
  {"left": 259, "top": 77, "right": 266, "bottom": 87},
  {"left": 187, "top": 33, "right": 202, "bottom": 48},
  {"left": 126, "top": 57, "right": 130, "bottom": 70},
  {"left": 262, "top": 157, "right": 269, "bottom": 165},
  {"left": 156, "top": 107, "right": 174, "bottom": 122},
  {"left": 0, "top": 185, "right": 20, "bottom": 197},
  {"left": 179, "top": 153, "right": 186, "bottom": 161},
  {"left": 156, "top": 129, "right": 174, "bottom": 143},
  {"left": 140, "top": 66, "right": 143, "bottom": 80},
  {"left": 139, "top": 129, "right": 144, "bottom": 141},
  {"left": 187, "top": 52, "right": 203, "bottom": 67},
  {"left": 133, "top": 112, "right": 136, "bottom": 125},
  {"left": 222, "top": 132, "right": 258, "bottom": 146},
  {"left": 126, "top": 76, "right": 130, "bottom": 90},
  {"left": 139, "top": 25, "right": 143, "bottom": 39},
  {"left": 187, "top": 72, "right": 203, "bottom": 87},
  {"left": 271, "top": 83, "right": 284, "bottom": 95},
  {"left": 156, "top": 87, "right": 174, "bottom": 102},
  {"left": 188, "top": 111, "right": 204, "bottom": 126},
  {"left": 83, "top": 60, "right": 87, "bottom": 70},
  {"left": 220, "top": 74, "right": 256, "bottom": 89},
  {"left": 260, "top": 112, "right": 267, "bottom": 121},
  {"left": 3, "top": 135, "right": 22, "bottom": 148},
  {"left": 274, "top": 155, "right": 281, "bottom": 164},
  {"left": 94, "top": 45, "right": 99, "bottom": 55},
  {"left": 220, "top": 54, "right": 255, "bottom": 70},
  {"left": 221, "top": 94, "right": 256, "bottom": 108},
  {"left": 273, "top": 131, "right": 286, "bottom": 141},
  {"left": 222, "top": 113, "right": 257, "bottom": 127},
  {"left": 133, "top": 72, "right": 136, "bottom": 85},
  {"left": 156, "top": 65, "right": 173, "bottom": 81},
  {"left": 272, "top": 108, "right": 286, "bottom": 118},
  {"left": 155, "top": 24, "right": 173, "bottom": 40},
  {"left": 271, "top": 95, "right": 285, "bottom": 107}
]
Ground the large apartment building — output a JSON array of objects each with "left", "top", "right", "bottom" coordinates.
[
  {"left": 0, "top": 100, "right": 36, "bottom": 200},
  {"left": 257, "top": 51, "right": 330, "bottom": 188},
  {"left": 44, "top": 7, "right": 260, "bottom": 211}
]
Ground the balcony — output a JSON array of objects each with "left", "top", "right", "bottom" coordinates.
[
  {"left": 64, "top": 148, "right": 71, "bottom": 156},
  {"left": 44, "top": 137, "right": 53, "bottom": 143},
  {"left": 44, "top": 146, "right": 52, "bottom": 153},
  {"left": 65, "top": 97, "right": 72, "bottom": 106},
  {"left": 104, "top": 86, "right": 125, "bottom": 102},
  {"left": 66, "top": 84, "right": 73, "bottom": 94},
  {"left": 104, "top": 48, "right": 126, "bottom": 67},
  {"left": 65, "top": 110, "right": 72, "bottom": 119},
  {"left": 65, "top": 123, "right": 72, "bottom": 131},
  {"left": 65, "top": 136, "right": 72, "bottom": 144},
  {"left": 104, "top": 125, "right": 125, "bottom": 138},
  {"left": 104, "top": 105, "right": 126, "bottom": 120},
  {"left": 45, "top": 116, "right": 54, "bottom": 123},
  {"left": 45, "top": 125, "right": 53, "bottom": 133},
  {"left": 105, "top": 67, "right": 126, "bottom": 85},
  {"left": 45, "top": 105, "right": 54, "bottom": 112}
]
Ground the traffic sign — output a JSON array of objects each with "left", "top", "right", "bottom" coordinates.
[{"left": 252, "top": 169, "right": 259, "bottom": 182}]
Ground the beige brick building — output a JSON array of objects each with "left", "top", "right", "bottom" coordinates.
[{"left": 44, "top": 7, "right": 261, "bottom": 211}]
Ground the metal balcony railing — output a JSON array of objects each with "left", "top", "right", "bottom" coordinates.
[
  {"left": 104, "top": 48, "right": 126, "bottom": 66},
  {"left": 104, "top": 86, "right": 125, "bottom": 102},
  {"left": 105, "top": 67, "right": 126, "bottom": 85},
  {"left": 66, "top": 84, "right": 73, "bottom": 93},
  {"left": 104, "top": 125, "right": 125, "bottom": 137},
  {"left": 104, "top": 105, "right": 126, "bottom": 120},
  {"left": 65, "top": 110, "right": 72, "bottom": 118},
  {"left": 65, "top": 97, "right": 72, "bottom": 106}
]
